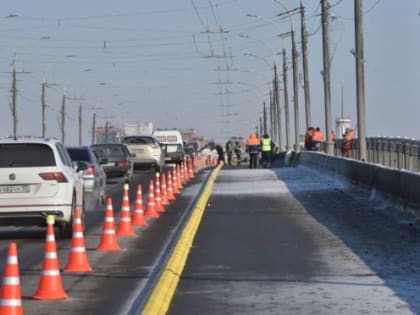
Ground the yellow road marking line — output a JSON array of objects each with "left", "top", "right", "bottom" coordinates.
[{"left": 142, "top": 165, "right": 222, "bottom": 315}]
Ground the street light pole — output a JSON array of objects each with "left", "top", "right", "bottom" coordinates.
[
  {"left": 282, "top": 49, "right": 291, "bottom": 151},
  {"left": 61, "top": 94, "right": 66, "bottom": 144},
  {"left": 78, "top": 103, "right": 82, "bottom": 145},
  {"left": 91, "top": 112, "right": 96, "bottom": 145},
  {"left": 300, "top": 0, "right": 312, "bottom": 130},
  {"left": 292, "top": 30, "right": 300, "bottom": 152},
  {"left": 245, "top": 14, "right": 284, "bottom": 149},
  {"left": 355, "top": 0, "right": 367, "bottom": 161},
  {"left": 321, "top": 0, "right": 334, "bottom": 155},
  {"left": 41, "top": 81, "right": 46, "bottom": 137},
  {"left": 273, "top": 0, "right": 300, "bottom": 151}
]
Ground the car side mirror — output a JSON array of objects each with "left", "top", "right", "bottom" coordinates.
[{"left": 76, "top": 161, "right": 88, "bottom": 172}]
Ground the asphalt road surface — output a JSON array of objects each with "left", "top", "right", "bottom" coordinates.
[{"left": 168, "top": 166, "right": 420, "bottom": 314}]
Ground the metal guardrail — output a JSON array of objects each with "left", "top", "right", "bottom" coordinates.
[{"left": 332, "top": 137, "right": 420, "bottom": 172}]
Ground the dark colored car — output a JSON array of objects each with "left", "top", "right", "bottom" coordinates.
[
  {"left": 91, "top": 144, "right": 134, "bottom": 183},
  {"left": 67, "top": 146, "right": 107, "bottom": 205}
]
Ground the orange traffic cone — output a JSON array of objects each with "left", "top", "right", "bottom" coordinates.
[
  {"left": 181, "top": 161, "right": 188, "bottom": 185},
  {"left": 0, "top": 242, "right": 23, "bottom": 315},
  {"left": 132, "top": 184, "right": 147, "bottom": 227},
  {"left": 161, "top": 173, "right": 169, "bottom": 206},
  {"left": 33, "top": 215, "right": 67, "bottom": 300},
  {"left": 188, "top": 157, "right": 194, "bottom": 179},
  {"left": 155, "top": 174, "right": 164, "bottom": 213},
  {"left": 97, "top": 198, "right": 120, "bottom": 251},
  {"left": 176, "top": 165, "right": 183, "bottom": 190},
  {"left": 145, "top": 180, "right": 159, "bottom": 218},
  {"left": 64, "top": 208, "right": 92, "bottom": 273},
  {"left": 167, "top": 172, "right": 176, "bottom": 201},
  {"left": 172, "top": 168, "right": 180, "bottom": 195},
  {"left": 116, "top": 183, "right": 136, "bottom": 237}
]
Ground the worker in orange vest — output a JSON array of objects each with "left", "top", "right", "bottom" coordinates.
[
  {"left": 304, "top": 127, "right": 314, "bottom": 150},
  {"left": 341, "top": 128, "right": 354, "bottom": 157},
  {"left": 311, "top": 127, "right": 324, "bottom": 151},
  {"left": 246, "top": 133, "right": 261, "bottom": 169}
]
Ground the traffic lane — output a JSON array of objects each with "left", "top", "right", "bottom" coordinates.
[
  {"left": 8, "top": 169, "right": 209, "bottom": 315},
  {"left": 169, "top": 168, "right": 412, "bottom": 314}
]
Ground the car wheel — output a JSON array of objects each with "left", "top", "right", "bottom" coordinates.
[
  {"left": 59, "top": 195, "right": 76, "bottom": 238},
  {"left": 100, "top": 191, "right": 106, "bottom": 205},
  {"left": 59, "top": 194, "right": 86, "bottom": 238}
]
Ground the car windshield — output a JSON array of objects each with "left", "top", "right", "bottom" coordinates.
[
  {"left": 0, "top": 143, "right": 55, "bottom": 167},
  {"left": 123, "top": 137, "right": 154, "bottom": 145},
  {"left": 92, "top": 145, "right": 126, "bottom": 158},
  {"left": 67, "top": 148, "right": 91, "bottom": 162}
]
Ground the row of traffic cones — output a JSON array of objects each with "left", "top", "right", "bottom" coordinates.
[{"left": 0, "top": 158, "right": 210, "bottom": 313}]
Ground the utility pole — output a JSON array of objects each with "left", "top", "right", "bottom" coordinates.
[
  {"left": 292, "top": 30, "right": 300, "bottom": 152},
  {"left": 273, "top": 64, "right": 282, "bottom": 150},
  {"left": 269, "top": 90, "right": 275, "bottom": 141},
  {"left": 300, "top": 0, "right": 311, "bottom": 130},
  {"left": 321, "top": 0, "right": 334, "bottom": 155},
  {"left": 282, "top": 48, "right": 291, "bottom": 151},
  {"left": 41, "top": 81, "right": 46, "bottom": 138},
  {"left": 355, "top": 0, "right": 367, "bottom": 161},
  {"left": 61, "top": 94, "right": 66, "bottom": 144},
  {"left": 11, "top": 59, "right": 17, "bottom": 140},
  {"left": 8, "top": 54, "right": 30, "bottom": 139},
  {"left": 91, "top": 112, "right": 96, "bottom": 145},
  {"left": 78, "top": 103, "right": 82, "bottom": 145},
  {"left": 105, "top": 121, "right": 109, "bottom": 144},
  {"left": 263, "top": 101, "right": 267, "bottom": 135}
]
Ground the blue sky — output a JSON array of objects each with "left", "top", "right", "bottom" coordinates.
[{"left": 0, "top": 0, "right": 418, "bottom": 145}]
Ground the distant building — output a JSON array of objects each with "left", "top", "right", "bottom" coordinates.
[
  {"left": 335, "top": 118, "right": 352, "bottom": 139},
  {"left": 95, "top": 125, "right": 124, "bottom": 144}
]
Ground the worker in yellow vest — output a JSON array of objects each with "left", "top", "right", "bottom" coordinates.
[{"left": 261, "top": 134, "right": 272, "bottom": 168}]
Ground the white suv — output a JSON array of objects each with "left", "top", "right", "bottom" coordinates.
[{"left": 0, "top": 138, "right": 86, "bottom": 237}]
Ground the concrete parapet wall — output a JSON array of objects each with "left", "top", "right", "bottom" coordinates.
[{"left": 296, "top": 151, "right": 420, "bottom": 212}]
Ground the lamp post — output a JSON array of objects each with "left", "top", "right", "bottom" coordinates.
[
  {"left": 273, "top": 0, "right": 301, "bottom": 152},
  {"left": 241, "top": 50, "right": 280, "bottom": 144},
  {"left": 321, "top": 0, "right": 334, "bottom": 155},
  {"left": 354, "top": 0, "right": 367, "bottom": 161},
  {"left": 240, "top": 33, "right": 282, "bottom": 147},
  {"left": 245, "top": 14, "right": 285, "bottom": 151}
]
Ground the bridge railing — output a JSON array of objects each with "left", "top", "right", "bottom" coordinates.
[{"left": 332, "top": 137, "right": 420, "bottom": 172}]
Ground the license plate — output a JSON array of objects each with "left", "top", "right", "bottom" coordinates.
[{"left": 0, "top": 185, "right": 30, "bottom": 194}]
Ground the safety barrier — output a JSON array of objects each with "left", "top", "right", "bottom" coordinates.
[
  {"left": 333, "top": 137, "right": 420, "bottom": 172},
  {"left": 297, "top": 151, "right": 420, "bottom": 216}
]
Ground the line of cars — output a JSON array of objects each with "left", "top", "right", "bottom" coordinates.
[
  {"left": 0, "top": 131, "right": 190, "bottom": 238},
  {"left": 0, "top": 138, "right": 135, "bottom": 238}
]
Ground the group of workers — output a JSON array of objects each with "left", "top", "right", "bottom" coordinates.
[
  {"left": 216, "top": 126, "right": 355, "bottom": 168},
  {"left": 304, "top": 126, "right": 354, "bottom": 157},
  {"left": 216, "top": 133, "right": 276, "bottom": 169},
  {"left": 304, "top": 127, "right": 325, "bottom": 151}
]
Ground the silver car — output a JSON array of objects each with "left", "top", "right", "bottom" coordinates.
[
  {"left": 67, "top": 146, "right": 107, "bottom": 205},
  {"left": 123, "top": 136, "right": 165, "bottom": 173}
]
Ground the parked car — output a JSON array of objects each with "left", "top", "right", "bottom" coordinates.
[
  {"left": 66, "top": 146, "right": 107, "bottom": 205},
  {"left": 91, "top": 143, "right": 134, "bottom": 183},
  {"left": 122, "top": 135, "right": 165, "bottom": 173},
  {"left": 0, "top": 137, "right": 86, "bottom": 237}
]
